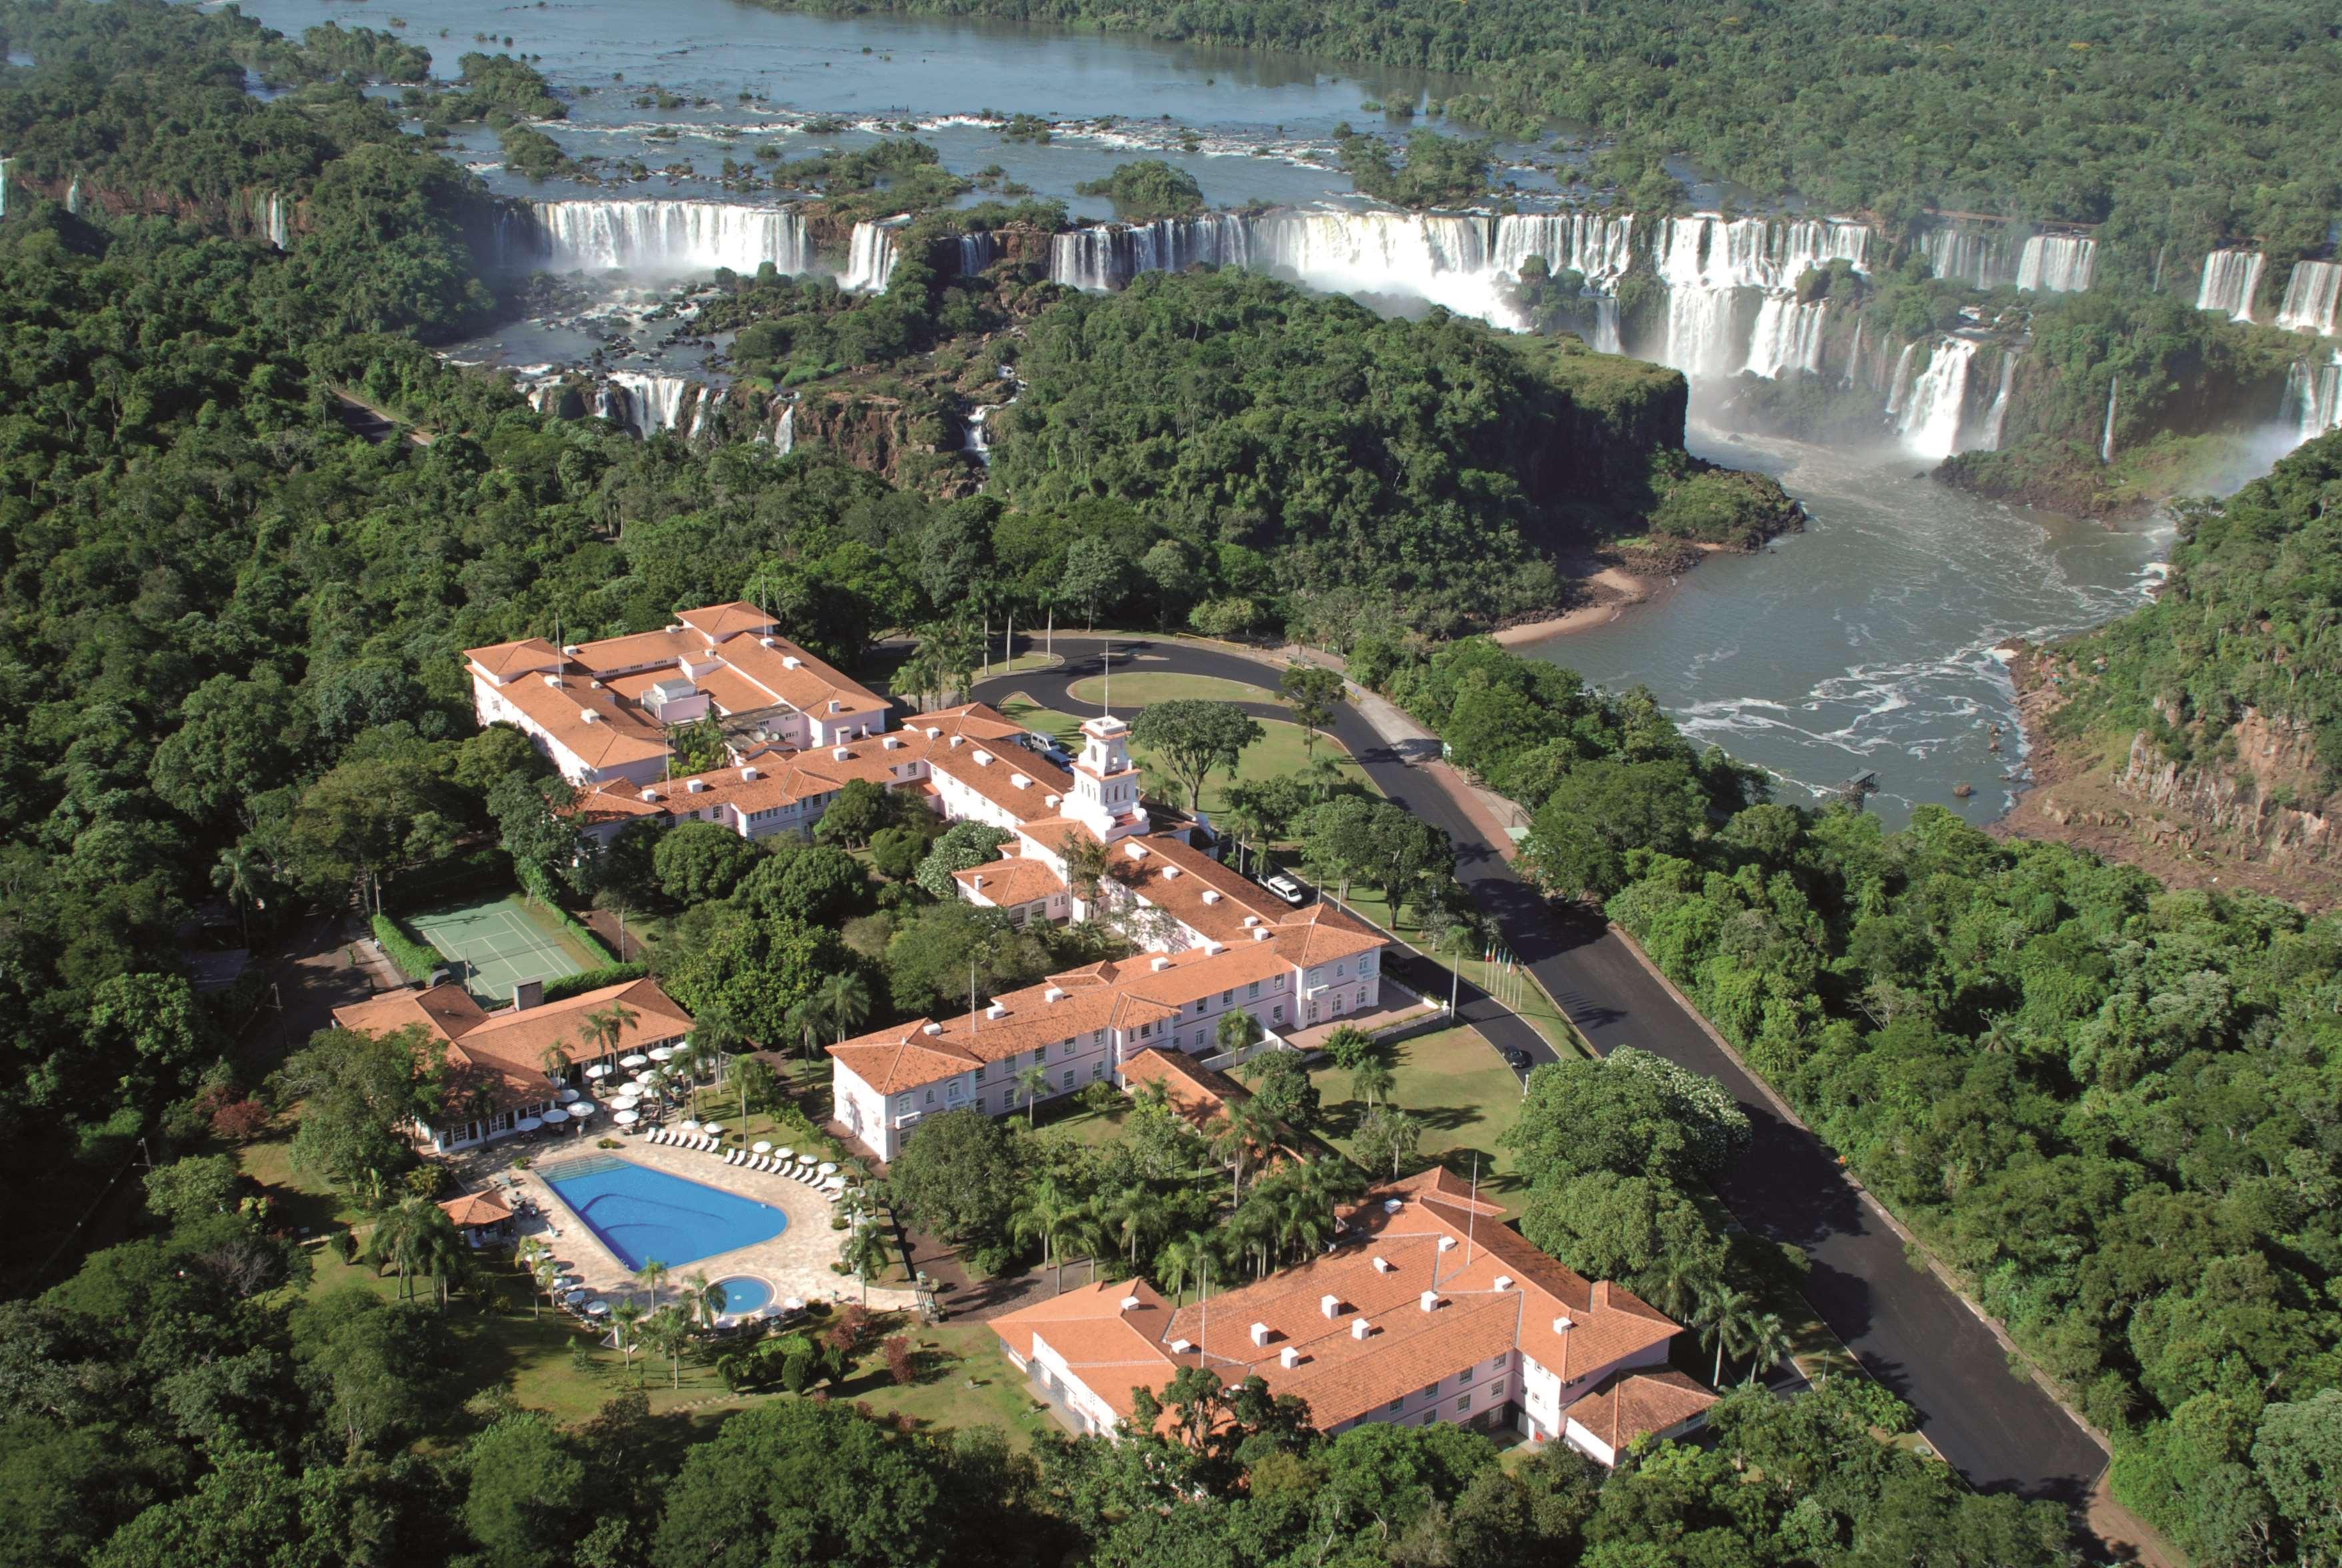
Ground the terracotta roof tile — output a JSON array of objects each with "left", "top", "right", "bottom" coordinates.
[
  {"left": 677, "top": 601, "right": 779, "bottom": 641},
  {"left": 955, "top": 856, "right": 1067, "bottom": 908},
  {"left": 465, "top": 637, "right": 564, "bottom": 679},
  {"left": 1561, "top": 1369, "right": 1719, "bottom": 1451}
]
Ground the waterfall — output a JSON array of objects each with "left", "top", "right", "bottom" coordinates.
[
  {"left": 1588, "top": 297, "right": 1621, "bottom": 355},
  {"left": 519, "top": 371, "right": 569, "bottom": 414},
  {"left": 965, "top": 404, "right": 994, "bottom": 463},
  {"left": 1843, "top": 315, "right": 1864, "bottom": 387},
  {"left": 955, "top": 231, "right": 999, "bottom": 277},
  {"left": 2276, "top": 261, "right": 2342, "bottom": 337},
  {"left": 1981, "top": 351, "right": 2017, "bottom": 450},
  {"left": 2015, "top": 234, "right": 2096, "bottom": 293},
  {"left": 1918, "top": 227, "right": 2017, "bottom": 289},
  {"left": 497, "top": 200, "right": 814, "bottom": 276},
  {"left": 1, "top": 157, "right": 15, "bottom": 221},
  {"left": 263, "top": 192, "right": 291, "bottom": 250},
  {"left": 758, "top": 400, "right": 797, "bottom": 455},
  {"left": 2099, "top": 377, "right": 2119, "bottom": 463},
  {"left": 1661, "top": 283, "right": 1750, "bottom": 379},
  {"left": 843, "top": 216, "right": 909, "bottom": 293},
  {"left": 1895, "top": 337, "right": 1979, "bottom": 459},
  {"left": 2195, "top": 249, "right": 2265, "bottom": 322},
  {"left": 1487, "top": 211, "right": 1637, "bottom": 287},
  {"left": 2281, "top": 354, "right": 2341, "bottom": 445},
  {"left": 600, "top": 372, "right": 695, "bottom": 437},
  {"left": 1745, "top": 298, "right": 1829, "bottom": 379},
  {"left": 65, "top": 176, "right": 86, "bottom": 216},
  {"left": 1884, "top": 343, "right": 1919, "bottom": 416}
]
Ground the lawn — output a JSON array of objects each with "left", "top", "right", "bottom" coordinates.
[
  {"left": 996, "top": 691, "right": 1086, "bottom": 749},
  {"left": 1323, "top": 887, "right": 1587, "bottom": 1059},
  {"left": 1309, "top": 1027, "right": 1529, "bottom": 1212},
  {"left": 1066, "top": 671, "right": 1276, "bottom": 706},
  {"left": 240, "top": 1135, "right": 364, "bottom": 1237},
  {"left": 1139, "top": 718, "right": 1376, "bottom": 819}
]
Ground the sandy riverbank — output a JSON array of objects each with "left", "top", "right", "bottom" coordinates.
[{"left": 1491, "top": 566, "right": 1678, "bottom": 646}]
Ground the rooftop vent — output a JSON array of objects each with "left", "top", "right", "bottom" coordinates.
[
  {"left": 589, "top": 679, "right": 604, "bottom": 690},
  {"left": 543, "top": 674, "right": 563, "bottom": 688},
  {"left": 1351, "top": 1319, "right": 1373, "bottom": 1341},
  {"left": 1249, "top": 1322, "right": 1271, "bottom": 1347},
  {"left": 1373, "top": 1256, "right": 1395, "bottom": 1273},
  {"left": 1202, "top": 889, "right": 1222, "bottom": 905},
  {"left": 833, "top": 746, "right": 851, "bottom": 761},
  {"left": 1493, "top": 1275, "right": 1514, "bottom": 1293},
  {"left": 1279, "top": 1346, "right": 1301, "bottom": 1369},
  {"left": 1437, "top": 1237, "right": 1457, "bottom": 1253},
  {"left": 1010, "top": 773, "right": 1030, "bottom": 789},
  {"left": 948, "top": 735, "right": 964, "bottom": 749},
  {"left": 922, "top": 1021, "right": 944, "bottom": 1036},
  {"left": 1169, "top": 1339, "right": 1193, "bottom": 1355},
  {"left": 1419, "top": 1291, "right": 1440, "bottom": 1313},
  {"left": 741, "top": 767, "right": 760, "bottom": 781},
  {"left": 986, "top": 1001, "right": 1008, "bottom": 1020},
  {"left": 1383, "top": 1199, "right": 1404, "bottom": 1214},
  {"left": 1204, "top": 942, "right": 1227, "bottom": 956},
  {"left": 1045, "top": 794, "right": 1061, "bottom": 808},
  {"left": 1044, "top": 987, "right": 1066, "bottom": 1003},
  {"left": 1125, "top": 842, "right": 1149, "bottom": 860},
  {"left": 1320, "top": 1293, "right": 1342, "bottom": 1319},
  {"left": 1163, "top": 865, "right": 1183, "bottom": 880},
  {"left": 1150, "top": 956, "right": 1173, "bottom": 972},
  {"left": 665, "top": 622, "right": 682, "bottom": 633},
  {"left": 1121, "top": 1295, "right": 1142, "bottom": 1311},
  {"left": 782, "top": 655, "right": 802, "bottom": 670},
  {"left": 759, "top": 636, "right": 777, "bottom": 648},
  {"left": 973, "top": 749, "right": 993, "bottom": 767},
  {"left": 563, "top": 643, "right": 583, "bottom": 656},
  {"left": 1553, "top": 1315, "right": 1574, "bottom": 1334},
  {"left": 639, "top": 789, "right": 659, "bottom": 803},
  {"left": 883, "top": 737, "right": 903, "bottom": 750},
  {"left": 1253, "top": 928, "right": 1274, "bottom": 942},
  {"left": 685, "top": 778, "right": 706, "bottom": 793},
  {"left": 1243, "top": 915, "right": 1260, "bottom": 928},
  {"left": 579, "top": 709, "right": 601, "bottom": 725},
  {"left": 925, "top": 727, "right": 942, "bottom": 740}
]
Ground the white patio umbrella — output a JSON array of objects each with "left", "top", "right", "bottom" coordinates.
[
  {"left": 620, "top": 1053, "right": 648, "bottom": 1069},
  {"left": 569, "top": 1101, "right": 595, "bottom": 1119},
  {"left": 752, "top": 1140, "right": 773, "bottom": 1155},
  {"left": 701, "top": 1121, "right": 725, "bottom": 1136},
  {"left": 817, "top": 1161, "right": 838, "bottom": 1175},
  {"left": 515, "top": 1117, "right": 543, "bottom": 1133},
  {"left": 557, "top": 1088, "right": 581, "bottom": 1103},
  {"left": 775, "top": 1148, "right": 793, "bottom": 1162},
  {"left": 680, "top": 1120, "right": 702, "bottom": 1133},
  {"left": 563, "top": 1289, "right": 588, "bottom": 1305},
  {"left": 585, "top": 1063, "right": 611, "bottom": 1079},
  {"left": 647, "top": 1047, "right": 674, "bottom": 1062},
  {"left": 585, "top": 1300, "right": 610, "bottom": 1317},
  {"left": 610, "top": 1096, "right": 639, "bottom": 1111},
  {"left": 612, "top": 1109, "right": 639, "bottom": 1126},
  {"left": 541, "top": 1107, "right": 570, "bottom": 1125}
]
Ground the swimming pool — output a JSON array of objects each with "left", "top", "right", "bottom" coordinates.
[
  {"left": 712, "top": 1275, "right": 773, "bottom": 1317},
  {"left": 542, "top": 1155, "right": 787, "bottom": 1271}
]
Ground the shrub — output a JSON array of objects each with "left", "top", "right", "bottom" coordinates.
[
  {"left": 210, "top": 1097, "right": 271, "bottom": 1143},
  {"left": 882, "top": 1335, "right": 917, "bottom": 1385},
  {"left": 826, "top": 1304, "right": 877, "bottom": 1357},
  {"left": 543, "top": 961, "right": 647, "bottom": 1001},
  {"left": 372, "top": 913, "right": 441, "bottom": 982}
]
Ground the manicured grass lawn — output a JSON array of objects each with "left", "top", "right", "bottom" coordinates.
[
  {"left": 1066, "top": 671, "right": 1276, "bottom": 706},
  {"left": 239, "top": 1135, "right": 363, "bottom": 1236},
  {"left": 841, "top": 1323, "right": 1061, "bottom": 1450},
  {"left": 1140, "top": 719, "right": 1376, "bottom": 819},
  {"left": 997, "top": 691, "right": 1087, "bottom": 749},
  {"left": 1325, "top": 887, "right": 1586, "bottom": 1059},
  {"left": 1309, "top": 1027, "right": 1529, "bottom": 1212}
]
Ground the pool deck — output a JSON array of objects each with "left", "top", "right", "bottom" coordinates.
[{"left": 500, "top": 1136, "right": 915, "bottom": 1314}]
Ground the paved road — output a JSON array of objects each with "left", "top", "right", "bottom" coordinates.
[{"left": 973, "top": 636, "right": 2109, "bottom": 1507}]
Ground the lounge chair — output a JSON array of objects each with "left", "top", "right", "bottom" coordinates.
[
  {"left": 647, "top": 1128, "right": 665, "bottom": 1145},
  {"left": 702, "top": 1137, "right": 719, "bottom": 1153},
  {"left": 761, "top": 1157, "right": 779, "bottom": 1173}
]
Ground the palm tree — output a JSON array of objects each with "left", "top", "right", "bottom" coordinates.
[
  {"left": 1099, "top": 1181, "right": 1158, "bottom": 1266},
  {"left": 1217, "top": 805, "right": 1267, "bottom": 879},
  {"left": 1212, "top": 1095, "right": 1279, "bottom": 1205},
  {"left": 609, "top": 1301, "right": 647, "bottom": 1385},
  {"left": 211, "top": 843, "right": 275, "bottom": 946},
  {"left": 1015, "top": 1061, "right": 1052, "bottom": 1126},
  {"left": 1349, "top": 1058, "right": 1395, "bottom": 1108},
  {"left": 515, "top": 1238, "right": 549, "bottom": 1314},
  {"left": 1740, "top": 1311, "right": 1794, "bottom": 1386},
  {"left": 539, "top": 1039, "right": 573, "bottom": 1092},
  {"left": 1153, "top": 1230, "right": 1213, "bottom": 1307},
  {"left": 817, "top": 972, "right": 872, "bottom": 1045},
  {"left": 843, "top": 1221, "right": 891, "bottom": 1305},
  {"left": 638, "top": 1257, "right": 669, "bottom": 1312},
  {"left": 785, "top": 997, "right": 824, "bottom": 1063},
  {"left": 1011, "top": 1177, "right": 1093, "bottom": 1295},
  {"left": 643, "top": 1305, "right": 694, "bottom": 1390},
  {"left": 581, "top": 1001, "right": 639, "bottom": 1069},
  {"left": 1304, "top": 753, "right": 1345, "bottom": 803},
  {"left": 1647, "top": 1260, "right": 1717, "bottom": 1326},
  {"left": 1229, "top": 1191, "right": 1281, "bottom": 1279},
  {"left": 681, "top": 1271, "right": 727, "bottom": 1329},
  {"left": 1694, "top": 1285, "right": 1763, "bottom": 1387},
  {"left": 366, "top": 1199, "right": 439, "bottom": 1302}
]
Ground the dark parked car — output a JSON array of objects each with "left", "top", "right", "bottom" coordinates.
[{"left": 1503, "top": 1048, "right": 1533, "bottom": 1069}]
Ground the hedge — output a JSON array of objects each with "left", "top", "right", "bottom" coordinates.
[
  {"left": 543, "top": 962, "right": 648, "bottom": 1002},
  {"left": 371, "top": 913, "right": 441, "bottom": 983}
]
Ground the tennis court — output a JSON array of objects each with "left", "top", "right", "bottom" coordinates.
[{"left": 409, "top": 895, "right": 597, "bottom": 1005}]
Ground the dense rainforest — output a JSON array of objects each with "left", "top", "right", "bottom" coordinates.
[
  {"left": 781, "top": 0, "right": 2342, "bottom": 271},
  {"left": 1352, "top": 628, "right": 2342, "bottom": 1565}
]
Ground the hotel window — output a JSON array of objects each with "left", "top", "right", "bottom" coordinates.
[
  {"left": 1491, "top": 1380, "right": 1506, "bottom": 1397},
  {"left": 1337, "top": 963, "right": 1346, "bottom": 977},
  {"left": 1091, "top": 1061, "right": 1105, "bottom": 1081},
  {"left": 1387, "top": 1397, "right": 1403, "bottom": 1413},
  {"left": 1361, "top": 954, "right": 1375, "bottom": 973},
  {"left": 1458, "top": 1366, "right": 1474, "bottom": 1385},
  {"left": 1035, "top": 1044, "right": 1047, "bottom": 1062},
  {"left": 924, "top": 1089, "right": 936, "bottom": 1105},
  {"left": 1247, "top": 981, "right": 1261, "bottom": 999},
  {"left": 1455, "top": 1395, "right": 1472, "bottom": 1413},
  {"left": 1272, "top": 1005, "right": 1284, "bottom": 1024},
  {"left": 1093, "top": 1029, "right": 1106, "bottom": 1045},
  {"left": 973, "top": 1065, "right": 985, "bottom": 1083},
  {"left": 1061, "top": 1069, "right": 1075, "bottom": 1091},
  {"left": 1221, "top": 990, "right": 1233, "bottom": 1005},
  {"left": 896, "top": 1096, "right": 911, "bottom": 1115}
]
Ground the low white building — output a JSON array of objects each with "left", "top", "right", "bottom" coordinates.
[{"left": 991, "top": 1168, "right": 1717, "bottom": 1459}]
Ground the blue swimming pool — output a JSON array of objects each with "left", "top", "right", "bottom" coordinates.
[
  {"left": 712, "top": 1275, "right": 773, "bottom": 1317},
  {"left": 542, "top": 1155, "right": 787, "bottom": 1271}
]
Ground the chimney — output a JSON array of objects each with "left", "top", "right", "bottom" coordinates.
[
  {"left": 1252, "top": 928, "right": 1273, "bottom": 941},
  {"left": 971, "top": 875, "right": 985, "bottom": 890},
  {"left": 1202, "top": 889, "right": 1221, "bottom": 904},
  {"left": 1010, "top": 772, "right": 1030, "bottom": 789},
  {"left": 1124, "top": 842, "right": 1147, "bottom": 860},
  {"left": 514, "top": 978, "right": 544, "bottom": 1011},
  {"left": 543, "top": 674, "right": 562, "bottom": 688},
  {"left": 1279, "top": 1346, "right": 1301, "bottom": 1369},
  {"left": 759, "top": 635, "right": 777, "bottom": 648},
  {"left": 1351, "top": 1319, "right": 1372, "bottom": 1341},
  {"left": 782, "top": 655, "right": 803, "bottom": 669},
  {"left": 1243, "top": 915, "right": 1259, "bottom": 927},
  {"left": 1162, "top": 865, "right": 1182, "bottom": 879},
  {"left": 639, "top": 789, "right": 658, "bottom": 803},
  {"left": 1169, "top": 1338, "right": 1193, "bottom": 1354},
  {"left": 741, "top": 766, "right": 759, "bottom": 781},
  {"left": 1045, "top": 793, "right": 1061, "bottom": 807},
  {"left": 1493, "top": 1275, "right": 1514, "bottom": 1292},
  {"left": 1437, "top": 1236, "right": 1457, "bottom": 1253},
  {"left": 986, "top": 1002, "right": 1008, "bottom": 1020},
  {"left": 579, "top": 709, "right": 601, "bottom": 724},
  {"left": 1372, "top": 1256, "right": 1394, "bottom": 1273},
  {"left": 1121, "top": 1295, "right": 1142, "bottom": 1311},
  {"left": 1249, "top": 1322, "right": 1271, "bottom": 1347},
  {"left": 1205, "top": 941, "right": 1226, "bottom": 955},
  {"left": 922, "top": 1021, "right": 944, "bottom": 1036},
  {"left": 1150, "top": 956, "right": 1172, "bottom": 971},
  {"left": 686, "top": 778, "right": 707, "bottom": 793},
  {"left": 949, "top": 735, "right": 964, "bottom": 749},
  {"left": 1553, "top": 1315, "right": 1573, "bottom": 1335},
  {"left": 883, "top": 737, "right": 902, "bottom": 750},
  {"left": 1419, "top": 1290, "right": 1439, "bottom": 1313},
  {"left": 833, "top": 745, "right": 851, "bottom": 761},
  {"left": 1319, "top": 1293, "right": 1341, "bottom": 1319},
  {"left": 1044, "top": 987, "right": 1066, "bottom": 1003}
]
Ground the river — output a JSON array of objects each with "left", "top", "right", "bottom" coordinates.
[{"left": 231, "top": 0, "right": 2175, "bottom": 827}]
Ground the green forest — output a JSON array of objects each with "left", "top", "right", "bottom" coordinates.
[
  {"left": 786, "top": 0, "right": 2342, "bottom": 268},
  {"left": 1345, "top": 622, "right": 2342, "bottom": 1565}
]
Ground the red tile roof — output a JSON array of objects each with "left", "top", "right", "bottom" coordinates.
[{"left": 1561, "top": 1369, "right": 1719, "bottom": 1451}]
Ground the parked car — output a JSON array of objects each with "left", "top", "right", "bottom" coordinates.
[
  {"left": 1261, "top": 872, "right": 1309, "bottom": 906},
  {"left": 1503, "top": 1047, "right": 1533, "bottom": 1070}
]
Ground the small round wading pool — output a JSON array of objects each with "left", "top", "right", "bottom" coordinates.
[{"left": 713, "top": 1275, "right": 773, "bottom": 1317}]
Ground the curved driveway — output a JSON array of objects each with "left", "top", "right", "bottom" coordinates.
[{"left": 973, "top": 635, "right": 2109, "bottom": 1509}]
